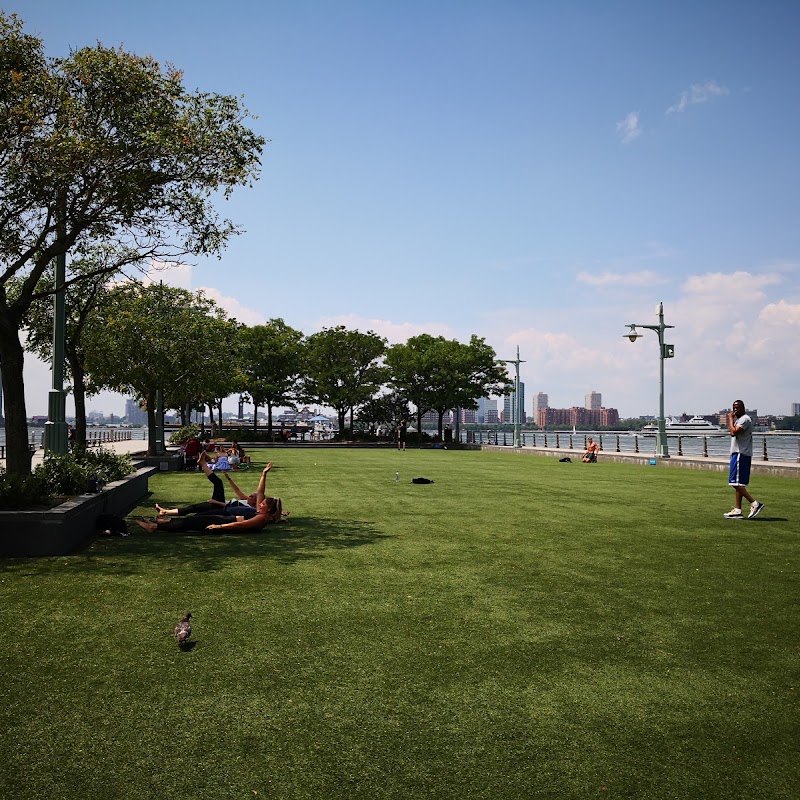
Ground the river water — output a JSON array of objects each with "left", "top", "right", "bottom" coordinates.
[{"left": 4, "top": 425, "right": 799, "bottom": 463}]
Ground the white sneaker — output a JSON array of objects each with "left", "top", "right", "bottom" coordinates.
[
  {"left": 748, "top": 502, "right": 765, "bottom": 520},
  {"left": 723, "top": 508, "right": 743, "bottom": 519}
]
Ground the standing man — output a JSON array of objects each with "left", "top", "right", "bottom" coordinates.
[
  {"left": 723, "top": 400, "right": 765, "bottom": 520},
  {"left": 396, "top": 420, "right": 407, "bottom": 451}
]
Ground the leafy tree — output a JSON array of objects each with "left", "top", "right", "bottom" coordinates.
[
  {"left": 240, "top": 320, "right": 304, "bottom": 435},
  {"left": 388, "top": 334, "right": 510, "bottom": 438},
  {"left": 774, "top": 415, "right": 800, "bottom": 432},
  {"left": 356, "top": 392, "right": 410, "bottom": 430},
  {"left": 0, "top": 13, "right": 264, "bottom": 474},
  {"left": 302, "top": 326, "right": 388, "bottom": 434},
  {"left": 386, "top": 334, "right": 441, "bottom": 432},
  {"left": 81, "top": 283, "right": 236, "bottom": 455}
]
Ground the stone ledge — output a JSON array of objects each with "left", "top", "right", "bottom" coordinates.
[{"left": 0, "top": 465, "right": 157, "bottom": 558}]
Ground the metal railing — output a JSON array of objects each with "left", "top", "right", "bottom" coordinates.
[{"left": 462, "top": 429, "right": 800, "bottom": 463}]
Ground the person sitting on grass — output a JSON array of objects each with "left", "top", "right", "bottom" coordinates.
[
  {"left": 154, "top": 452, "right": 271, "bottom": 521},
  {"left": 135, "top": 464, "right": 285, "bottom": 534},
  {"left": 227, "top": 441, "right": 245, "bottom": 469},
  {"left": 582, "top": 437, "right": 600, "bottom": 463}
]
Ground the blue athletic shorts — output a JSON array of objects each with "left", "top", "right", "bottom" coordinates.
[{"left": 729, "top": 453, "right": 751, "bottom": 487}]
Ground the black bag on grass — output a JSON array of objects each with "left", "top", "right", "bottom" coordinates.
[{"left": 95, "top": 513, "right": 129, "bottom": 536}]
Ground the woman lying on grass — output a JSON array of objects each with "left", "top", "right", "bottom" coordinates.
[
  {"left": 135, "top": 465, "right": 286, "bottom": 534},
  {"left": 154, "top": 452, "right": 266, "bottom": 520}
]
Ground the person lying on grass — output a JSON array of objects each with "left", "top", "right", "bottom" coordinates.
[
  {"left": 135, "top": 465, "right": 286, "bottom": 534},
  {"left": 154, "top": 452, "right": 272, "bottom": 521}
]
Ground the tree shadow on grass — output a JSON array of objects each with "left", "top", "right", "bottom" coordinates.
[{"left": 1, "top": 517, "right": 395, "bottom": 577}]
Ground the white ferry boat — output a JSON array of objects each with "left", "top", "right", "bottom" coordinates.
[{"left": 642, "top": 416, "right": 727, "bottom": 436}]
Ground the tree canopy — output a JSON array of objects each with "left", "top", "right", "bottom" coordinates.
[
  {"left": 241, "top": 320, "right": 305, "bottom": 433},
  {"left": 387, "top": 334, "right": 510, "bottom": 437},
  {"left": 0, "top": 12, "right": 264, "bottom": 473},
  {"left": 302, "top": 326, "right": 388, "bottom": 434},
  {"left": 80, "top": 283, "right": 237, "bottom": 455}
]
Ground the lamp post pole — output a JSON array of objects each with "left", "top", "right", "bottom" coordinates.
[
  {"left": 497, "top": 347, "right": 526, "bottom": 448},
  {"left": 43, "top": 193, "right": 68, "bottom": 455},
  {"left": 624, "top": 302, "right": 675, "bottom": 459}
]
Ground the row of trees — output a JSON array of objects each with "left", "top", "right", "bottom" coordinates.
[
  {"left": 0, "top": 13, "right": 511, "bottom": 473},
  {"left": 22, "top": 272, "right": 512, "bottom": 456}
]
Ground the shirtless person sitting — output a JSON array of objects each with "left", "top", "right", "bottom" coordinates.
[{"left": 582, "top": 437, "right": 600, "bottom": 463}]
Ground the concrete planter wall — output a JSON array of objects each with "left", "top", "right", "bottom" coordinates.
[{"left": 0, "top": 465, "right": 157, "bottom": 558}]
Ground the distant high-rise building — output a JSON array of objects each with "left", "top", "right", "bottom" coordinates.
[
  {"left": 585, "top": 391, "right": 602, "bottom": 410},
  {"left": 503, "top": 382, "right": 526, "bottom": 424},
  {"left": 460, "top": 408, "right": 477, "bottom": 424},
  {"left": 478, "top": 397, "right": 497, "bottom": 424},
  {"left": 793, "top": 402, "right": 800, "bottom": 416},
  {"left": 124, "top": 397, "right": 148, "bottom": 426},
  {"left": 532, "top": 392, "right": 548, "bottom": 422}
]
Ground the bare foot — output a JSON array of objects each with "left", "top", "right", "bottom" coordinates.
[
  {"left": 135, "top": 519, "right": 157, "bottom": 534},
  {"left": 264, "top": 462, "right": 273, "bottom": 473}
]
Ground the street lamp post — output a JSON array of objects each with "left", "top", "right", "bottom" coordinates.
[
  {"left": 623, "top": 302, "right": 675, "bottom": 459},
  {"left": 43, "top": 194, "right": 68, "bottom": 455},
  {"left": 497, "top": 346, "right": 526, "bottom": 448}
]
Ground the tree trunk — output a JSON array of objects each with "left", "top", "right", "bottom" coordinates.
[
  {"left": 145, "top": 390, "right": 158, "bottom": 456},
  {"left": 67, "top": 350, "right": 87, "bottom": 447},
  {"left": 337, "top": 408, "right": 346, "bottom": 434},
  {"left": 437, "top": 410, "right": 445, "bottom": 440},
  {"left": 207, "top": 402, "right": 217, "bottom": 437},
  {"left": 0, "top": 326, "right": 33, "bottom": 476},
  {"left": 266, "top": 403, "right": 273, "bottom": 435},
  {"left": 253, "top": 402, "right": 260, "bottom": 433}
]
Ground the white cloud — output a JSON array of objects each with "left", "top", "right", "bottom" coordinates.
[
  {"left": 616, "top": 111, "right": 642, "bottom": 143},
  {"left": 313, "top": 313, "right": 454, "bottom": 345},
  {"left": 666, "top": 80, "right": 730, "bottom": 114},
  {"left": 196, "top": 286, "right": 266, "bottom": 327},
  {"left": 142, "top": 260, "right": 194, "bottom": 290},
  {"left": 758, "top": 300, "right": 800, "bottom": 326}
]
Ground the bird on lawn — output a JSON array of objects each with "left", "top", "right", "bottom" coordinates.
[{"left": 174, "top": 612, "right": 192, "bottom": 646}]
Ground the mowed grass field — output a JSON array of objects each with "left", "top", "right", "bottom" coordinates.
[{"left": 1, "top": 447, "right": 799, "bottom": 800}]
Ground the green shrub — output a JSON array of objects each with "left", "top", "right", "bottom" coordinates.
[
  {"left": 33, "top": 447, "right": 134, "bottom": 497},
  {"left": 0, "top": 467, "right": 51, "bottom": 509},
  {"left": 168, "top": 424, "right": 201, "bottom": 445}
]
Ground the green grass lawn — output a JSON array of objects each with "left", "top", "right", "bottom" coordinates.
[{"left": 2, "top": 448, "right": 799, "bottom": 799}]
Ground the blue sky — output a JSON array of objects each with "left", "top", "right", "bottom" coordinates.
[{"left": 15, "top": 1, "right": 800, "bottom": 419}]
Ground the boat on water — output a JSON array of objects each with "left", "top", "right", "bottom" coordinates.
[{"left": 641, "top": 416, "right": 727, "bottom": 436}]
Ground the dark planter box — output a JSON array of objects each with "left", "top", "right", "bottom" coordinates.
[{"left": 0, "top": 465, "right": 157, "bottom": 558}]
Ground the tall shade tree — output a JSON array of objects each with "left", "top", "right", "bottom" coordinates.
[
  {"left": 356, "top": 392, "right": 410, "bottom": 431},
  {"left": 241, "top": 319, "right": 305, "bottom": 435},
  {"left": 302, "top": 326, "right": 388, "bottom": 435},
  {"left": 388, "top": 334, "right": 511, "bottom": 438},
  {"left": 0, "top": 13, "right": 264, "bottom": 474},
  {"left": 81, "top": 283, "right": 237, "bottom": 455},
  {"left": 19, "top": 247, "right": 141, "bottom": 447}
]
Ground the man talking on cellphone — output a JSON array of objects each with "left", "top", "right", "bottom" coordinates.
[{"left": 723, "top": 399, "right": 765, "bottom": 520}]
